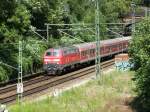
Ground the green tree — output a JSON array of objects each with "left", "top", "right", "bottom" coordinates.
[
  {"left": 129, "top": 17, "right": 150, "bottom": 109},
  {"left": 0, "top": 0, "right": 16, "bottom": 22},
  {"left": 7, "top": 4, "right": 31, "bottom": 35},
  {"left": 23, "top": 0, "right": 49, "bottom": 29},
  {"left": 0, "top": 2, "right": 45, "bottom": 81}
]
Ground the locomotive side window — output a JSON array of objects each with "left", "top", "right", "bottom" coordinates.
[
  {"left": 63, "top": 47, "right": 78, "bottom": 56},
  {"left": 65, "top": 47, "right": 75, "bottom": 54},
  {"left": 69, "top": 49, "right": 73, "bottom": 54},
  {"left": 71, "top": 48, "right": 76, "bottom": 54},
  {"left": 64, "top": 51, "right": 67, "bottom": 55}
]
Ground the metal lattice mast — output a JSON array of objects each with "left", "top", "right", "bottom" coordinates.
[
  {"left": 46, "top": 24, "right": 49, "bottom": 42},
  {"left": 18, "top": 40, "right": 23, "bottom": 104},
  {"left": 131, "top": 2, "right": 136, "bottom": 34},
  {"left": 95, "top": 0, "right": 101, "bottom": 78},
  {"left": 15, "top": 0, "right": 23, "bottom": 104}
]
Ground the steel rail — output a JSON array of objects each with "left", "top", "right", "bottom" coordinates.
[
  {"left": 0, "top": 71, "right": 44, "bottom": 87},
  {"left": 0, "top": 59, "right": 115, "bottom": 105},
  {"left": 0, "top": 59, "right": 114, "bottom": 92}
]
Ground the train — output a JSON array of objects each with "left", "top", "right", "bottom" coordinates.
[{"left": 43, "top": 36, "right": 131, "bottom": 75}]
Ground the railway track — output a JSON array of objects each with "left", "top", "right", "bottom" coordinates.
[
  {"left": 0, "top": 71, "right": 45, "bottom": 87},
  {"left": 0, "top": 59, "right": 115, "bottom": 105}
]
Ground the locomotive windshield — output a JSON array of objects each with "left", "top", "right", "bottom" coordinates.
[
  {"left": 46, "top": 50, "right": 59, "bottom": 56},
  {"left": 46, "top": 52, "right": 52, "bottom": 56}
]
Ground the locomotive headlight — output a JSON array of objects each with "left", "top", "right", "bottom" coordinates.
[
  {"left": 53, "top": 59, "right": 60, "bottom": 61},
  {"left": 53, "top": 59, "right": 60, "bottom": 64},
  {"left": 44, "top": 59, "right": 50, "bottom": 64},
  {"left": 44, "top": 59, "right": 50, "bottom": 62}
]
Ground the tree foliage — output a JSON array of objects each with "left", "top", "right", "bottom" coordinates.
[
  {"left": 129, "top": 17, "right": 150, "bottom": 109},
  {"left": 0, "top": 0, "right": 134, "bottom": 82}
]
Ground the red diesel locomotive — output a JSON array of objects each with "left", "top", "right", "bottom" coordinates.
[{"left": 43, "top": 36, "right": 131, "bottom": 74}]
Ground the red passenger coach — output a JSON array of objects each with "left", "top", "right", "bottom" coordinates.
[
  {"left": 74, "top": 43, "right": 96, "bottom": 63},
  {"left": 43, "top": 36, "right": 131, "bottom": 75},
  {"left": 100, "top": 37, "right": 130, "bottom": 57}
]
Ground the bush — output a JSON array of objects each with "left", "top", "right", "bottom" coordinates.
[{"left": 129, "top": 17, "right": 150, "bottom": 109}]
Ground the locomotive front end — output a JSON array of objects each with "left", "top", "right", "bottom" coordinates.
[{"left": 43, "top": 49, "right": 62, "bottom": 75}]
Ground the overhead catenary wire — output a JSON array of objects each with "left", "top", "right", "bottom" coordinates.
[
  {"left": 45, "top": 23, "right": 94, "bottom": 26},
  {"left": 106, "top": 28, "right": 124, "bottom": 38},
  {"left": 31, "top": 28, "right": 47, "bottom": 41},
  {"left": 58, "top": 29, "right": 85, "bottom": 43},
  {"left": 0, "top": 61, "right": 18, "bottom": 70},
  {"left": 58, "top": 28, "right": 95, "bottom": 31},
  {"left": 0, "top": 43, "right": 19, "bottom": 45}
]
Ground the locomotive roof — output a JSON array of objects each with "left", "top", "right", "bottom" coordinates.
[
  {"left": 46, "top": 46, "right": 78, "bottom": 52},
  {"left": 74, "top": 42, "right": 95, "bottom": 48}
]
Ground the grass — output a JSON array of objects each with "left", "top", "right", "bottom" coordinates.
[{"left": 9, "top": 70, "right": 135, "bottom": 112}]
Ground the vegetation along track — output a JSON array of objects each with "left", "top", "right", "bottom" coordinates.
[{"left": 0, "top": 59, "right": 115, "bottom": 105}]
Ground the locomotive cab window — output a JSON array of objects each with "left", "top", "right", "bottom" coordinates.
[
  {"left": 53, "top": 51, "right": 59, "bottom": 56},
  {"left": 46, "top": 52, "right": 52, "bottom": 56},
  {"left": 46, "top": 50, "right": 59, "bottom": 56}
]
